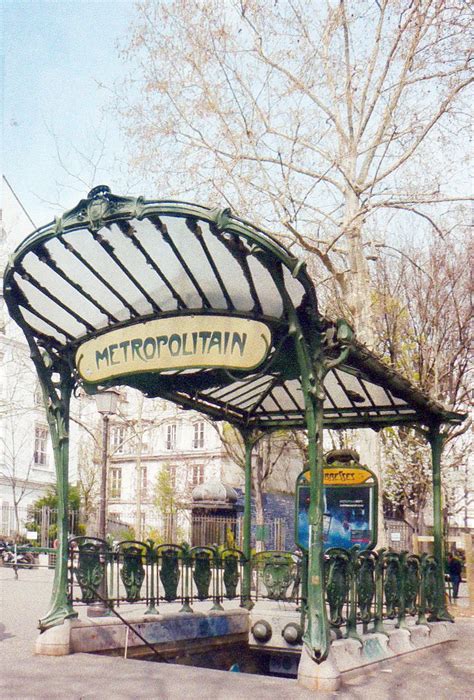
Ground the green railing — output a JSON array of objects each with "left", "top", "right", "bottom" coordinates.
[
  {"left": 325, "top": 547, "right": 440, "bottom": 636},
  {"left": 68, "top": 537, "right": 247, "bottom": 612},
  {"left": 66, "top": 539, "right": 442, "bottom": 637}
]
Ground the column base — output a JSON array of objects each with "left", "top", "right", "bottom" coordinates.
[
  {"left": 35, "top": 619, "right": 76, "bottom": 656},
  {"left": 297, "top": 645, "right": 341, "bottom": 692},
  {"left": 38, "top": 604, "right": 78, "bottom": 632}
]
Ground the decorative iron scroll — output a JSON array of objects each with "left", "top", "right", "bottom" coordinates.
[
  {"left": 73, "top": 540, "right": 105, "bottom": 603},
  {"left": 192, "top": 549, "right": 212, "bottom": 600},
  {"left": 119, "top": 545, "right": 145, "bottom": 603},
  {"left": 384, "top": 550, "right": 401, "bottom": 619},
  {"left": 326, "top": 549, "right": 348, "bottom": 627},
  {"left": 255, "top": 552, "right": 297, "bottom": 600},
  {"left": 357, "top": 550, "right": 375, "bottom": 624},
  {"left": 159, "top": 547, "right": 181, "bottom": 602},
  {"left": 423, "top": 554, "right": 438, "bottom": 612},
  {"left": 223, "top": 553, "right": 240, "bottom": 599},
  {"left": 405, "top": 555, "right": 420, "bottom": 614}
]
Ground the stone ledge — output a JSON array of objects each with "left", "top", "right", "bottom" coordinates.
[
  {"left": 297, "top": 621, "right": 458, "bottom": 691},
  {"left": 35, "top": 609, "right": 250, "bottom": 657},
  {"left": 333, "top": 622, "right": 457, "bottom": 674}
]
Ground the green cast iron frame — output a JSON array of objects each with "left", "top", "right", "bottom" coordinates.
[{"left": 3, "top": 186, "right": 465, "bottom": 662}]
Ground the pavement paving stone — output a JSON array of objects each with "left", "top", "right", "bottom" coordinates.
[{"left": 1, "top": 566, "right": 473, "bottom": 699}]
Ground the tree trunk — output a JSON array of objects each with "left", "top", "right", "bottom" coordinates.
[
  {"left": 343, "top": 188, "right": 375, "bottom": 346},
  {"left": 13, "top": 499, "right": 21, "bottom": 542}
]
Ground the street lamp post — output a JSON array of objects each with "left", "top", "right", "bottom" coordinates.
[
  {"left": 88, "top": 388, "right": 120, "bottom": 617},
  {"left": 95, "top": 388, "right": 120, "bottom": 540}
]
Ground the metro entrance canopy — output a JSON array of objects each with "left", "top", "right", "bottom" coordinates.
[{"left": 3, "top": 186, "right": 465, "bottom": 661}]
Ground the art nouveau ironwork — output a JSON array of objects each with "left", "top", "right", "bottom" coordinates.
[{"left": 4, "top": 186, "right": 465, "bottom": 660}]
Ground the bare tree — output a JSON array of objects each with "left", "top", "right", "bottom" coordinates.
[
  {"left": 0, "top": 423, "right": 36, "bottom": 538},
  {"left": 75, "top": 436, "right": 100, "bottom": 525},
  {"left": 118, "top": 0, "right": 472, "bottom": 342},
  {"left": 374, "top": 230, "right": 472, "bottom": 527},
  {"left": 374, "top": 230, "right": 471, "bottom": 421}
]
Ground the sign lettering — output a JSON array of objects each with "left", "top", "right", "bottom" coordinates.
[
  {"left": 301, "top": 467, "right": 374, "bottom": 486},
  {"left": 76, "top": 316, "right": 271, "bottom": 382}
]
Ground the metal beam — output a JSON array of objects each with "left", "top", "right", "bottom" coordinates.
[{"left": 427, "top": 424, "right": 453, "bottom": 622}]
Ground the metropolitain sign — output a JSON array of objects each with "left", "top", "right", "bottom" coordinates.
[{"left": 75, "top": 315, "right": 272, "bottom": 382}]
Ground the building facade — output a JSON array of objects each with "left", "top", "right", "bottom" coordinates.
[
  {"left": 100, "top": 389, "right": 304, "bottom": 545},
  {"left": 0, "top": 179, "right": 60, "bottom": 536}
]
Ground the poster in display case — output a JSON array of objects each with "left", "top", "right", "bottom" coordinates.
[{"left": 295, "top": 459, "right": 377, "bottom": 551}]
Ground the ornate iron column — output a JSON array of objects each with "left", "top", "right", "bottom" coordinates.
[
  {"left": 240, "top": 429, "right": 256, "bottom": 610},
  {"left": 272, "top": 275, "right": 328, "bottom": 660},
  {"left": 33, "top": 350, "right": 77, "bottom": 630},
  {"left": 272, "top": 256, "right": 354, "bottom": 661},
  {"left": 427, "top": 423, "right": 453, "bottom": 622}
]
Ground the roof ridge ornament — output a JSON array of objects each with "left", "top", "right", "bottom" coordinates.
[
  {"left": 88, "top": 187, "right": 112, "bottom": 231},
  {"left": 210, "top": 207, "right": 233, "bottom": 231},
  {"left": 53, "top": 185, "right": 146, "bottom": 234}
]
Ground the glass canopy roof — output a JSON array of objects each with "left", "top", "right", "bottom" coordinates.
[{"left": 3, "top": 186, "right": 464, "bottom": 431}]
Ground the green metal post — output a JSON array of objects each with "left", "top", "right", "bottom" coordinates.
[
  {"left": 37, "top": 364, "right": 78, "bottom": 630},
  {"left": 427, "top": 425, "right": 453, "bottom": 622},
  {"left": 241, "top": 430, "right": 254, "bottom": 610},
  {"left": 145, "top": 543, "right": 158, "bottom": 615},
  {"left": 270, "top": 268, "right": 331, "bottom": 661},
  {"left": 305, "top": 390, "right": 330, "bottom": 660},
  {"left": 346, "top": 548, "right": 361, "bottom": 640},
  {"left": 373, "top": 549, "right": 387, "bottom": 634},
  {"left": 397, "top": 551, "right": 408, "bottom": 629},
  {"left": 289, "top": 312, "right": 329, "bottom": 661},
  {"left": 417, "top": 553, "right": 429, "bottom": 625}
]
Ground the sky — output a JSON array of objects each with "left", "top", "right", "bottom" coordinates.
[
  {"left": 3, "top": 0, "right": 137, "bottom": 227},
  {"left": 2, "top": 1, "right": 470, "bottom": 242}
]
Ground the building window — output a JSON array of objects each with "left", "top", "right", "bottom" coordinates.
[
  {"left": 109, "top": 468, "right": 122, "bottom": 499},
  {"left": 193, "top": 421, "right": 205, "bottom": 449},
  {"left": 34, "top": 424, "right": 49, "bottom": 467},
  {"left": 192, "top": 464, "right": 204, "bottom": 486},
  {"left": 111, "top": 425, "right": 127, "bottom": 455},
  {"left": 166, "top": 423, "right": 177, "bottom": 450}
]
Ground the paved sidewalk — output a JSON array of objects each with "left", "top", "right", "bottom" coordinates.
[{"left": 1, "top": 567, "right": 473, "bottom": 699}]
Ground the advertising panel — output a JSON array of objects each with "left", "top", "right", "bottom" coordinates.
[{"left": 296, "top": 465, "right": 377, "bottom": 551}]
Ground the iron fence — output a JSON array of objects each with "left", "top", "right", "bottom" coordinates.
[
  {"left": 66, "top": 538, "right": 443, "bottom": 639},
  {"left": 68, "top": 537, "right": 247, "bottom": 612},
  {"left": 324, "top": 547, "right": 441, "bottom": 635},
  {"left": 384, "top": 517, "right": 415, "bottom": 552},
  {"left": 0, "top": 504, "right": 78, "bottom": 546},
  {"left": 190, "top": 515, "right": 287, "bottom": 549}
]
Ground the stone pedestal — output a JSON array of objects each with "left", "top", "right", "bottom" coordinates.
[
  {"left": 297, "top": 646, "right": 341, "bottom": 692},
  {"left": 387, "top": 628, "right": 413, "bottom": 654},
  {"left": 296, "top": 620, "right": 458, "bottom": 691},
  {"left": 35, "top": 619, "right": 75, "bottom": 656}
]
